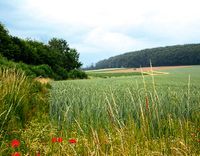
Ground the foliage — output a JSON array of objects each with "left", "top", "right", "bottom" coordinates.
[
  {"left": 0, "top": 22, "right": 85, "bottom": 80},
  {"left": 94, "top": 44, "right": 200, "bottom": 69},
  {"left": 31, "top": 64, "right": 54, "bottom": 78},
  {"left": 68, "top": 69, "right": 88, "bottom": 79},
  {"left": 0, "top": 55, "right": 55, "bottom": 78}
]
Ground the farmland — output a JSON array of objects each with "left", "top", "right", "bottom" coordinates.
[
  {"left": 86, "top": 66, "right": 190, "bottom": 78},
  {"left": 86, "top": 71, "right": 145, "bottom": 78},
  {"left": 1, "top": 66, "right": 200, "bottom": 155},
  {"left": 1, "top": 3, "right": 200, "bottom": 155},
  {"left": 48, "top": 65, "right": 200, "bottom": 155}
]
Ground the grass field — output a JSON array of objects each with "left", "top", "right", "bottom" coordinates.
[
  {"left": 47, "top": 65, "right": 200, "bottom": 155},
  {"left": 1, "top": 66, "right": 200, "bottom": 155}
]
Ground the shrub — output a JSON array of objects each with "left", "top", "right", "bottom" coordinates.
[
  {"left": 68, "top": 69, "right": 88, "bottom": 79},
  {"left": 16, "top": 62, "right": 36, "bottom": 77},
  {"left": 31, "top": 64, "right": 54, "bottom": 78},
  {"left": 53, "top": 65, "right": 69, "bottom": 80}
]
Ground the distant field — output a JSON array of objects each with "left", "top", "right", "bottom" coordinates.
[
  {"left": 85, "top": 68, "right": 125, "bottom": 72},
  {"left": 105, "top": 65, "right": 190, "bottom": 73},
  {"left": 86, "top": 66, "right": 191, "bottom": 78},
  {"left": 48, "top": 65, "right": 200, "bottom": 155},
  {"left": 87, "top": 71, "right": 145, "bottom": 78}
]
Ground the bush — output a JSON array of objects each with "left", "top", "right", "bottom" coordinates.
[
  {"left": 0, "top": 54, "right": 88, "bottom": 80},
  {"left": 0, "top": 55, "right": 36, "bottom": 77},
  {"left": 31, "top": 64, "right": 54, "bottom": 78},
  {"left": 53, "top": 65, "right": 69, "bottom": 80},
  {"left": 68, "top": 69, "right": 88, "bottom": 79},
  {"left": 16, "top": 62, "right": 36, "bottom": 77}
]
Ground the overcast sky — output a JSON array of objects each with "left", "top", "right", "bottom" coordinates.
[{"left": 0, "top": 0, "right": 200, "bottom": 66}]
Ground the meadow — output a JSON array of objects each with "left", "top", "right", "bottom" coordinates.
[{"left": 1, "top": 66, "right": 200, "bottom": 155}]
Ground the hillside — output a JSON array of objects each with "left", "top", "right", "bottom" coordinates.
[{"left": 94, "top": 44, "right": 200, "bottom": 69}]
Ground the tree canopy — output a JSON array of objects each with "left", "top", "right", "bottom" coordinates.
[
  {"left": 0, "top": 22, "right": 87, "bottom": 79},
  {"left": 94, "top": 44, "right": 200, "bottom": 69}
]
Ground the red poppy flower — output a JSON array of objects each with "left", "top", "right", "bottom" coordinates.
[
  {"left": 69, "top": 139, "right": 77, "bottom": 144},
  {"left": 12, "top": 152, "right": 20, "bottom": 156},
  {"left": 11, "top": 139, "right": 20, "bottom": 148},
  {"left": 52, "top": 137, "right": 57, "bottom": 143},
  {"left": 57, "top": 137, "right": 63, "bottom": 143},
  {"left": 36, "top": 153, "right": 40, "bottom": 156}
]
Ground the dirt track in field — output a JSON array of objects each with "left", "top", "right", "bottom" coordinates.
[{"left": 105, "top": 66, "right": 191, "bottom": 73}]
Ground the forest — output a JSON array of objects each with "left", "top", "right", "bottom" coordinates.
[
  {"left": 94, "top": 44, "right": 200, "bottom": 69},
  {"left": 0, "top": 22, "right": 87, "bottom": 79}
]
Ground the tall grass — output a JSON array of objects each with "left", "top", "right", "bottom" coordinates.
[
  {"left": 48, "top": 69, "right": 200, "bottom": 155},
  {"left": 0, "top": 68, "right": 32, "bottom": 131},
  {"left": 0, "top": 67, "right": 49, "bottom": 155}
]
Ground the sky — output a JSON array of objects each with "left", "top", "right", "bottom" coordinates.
[{"left": 0, "top": 0, "right": 200, "bottom": 67}]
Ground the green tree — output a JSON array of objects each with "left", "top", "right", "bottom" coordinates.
[
  {"left": 67, "top": 48, "right": 82, "bottom": 70},
  {"left": 0, "top": 22, "right": 87, "bottom": 80},
  {"left": 48, "top": 38, "right": 70, "bottom": 53},
  {"left": 48, "top": 38, "right": 82, "bottom": 70}
]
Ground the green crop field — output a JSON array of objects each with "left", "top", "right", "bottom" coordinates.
[
  {"left": 47, "top": 66, "right": 200, "bottom": 155},
  {"left": 86, "top": 71, "right": 145, "bottom": 78},
  {"left": 1, "top": 66, "right": 199, "bottom": 155}
]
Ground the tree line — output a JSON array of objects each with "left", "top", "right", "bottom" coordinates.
[
  {"left": 93, "top": 44, "right": 200, "bottom": 69},
  {"left": 0, "top": 22, "right": 87, "bottom": 79}
]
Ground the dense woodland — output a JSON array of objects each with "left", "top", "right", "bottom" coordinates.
[
  {"left": 94, "top": 44, "right": 200, "bottom": 69},
  {"left": 0, "top": 22, "right": 87, "bottom": 79}
]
